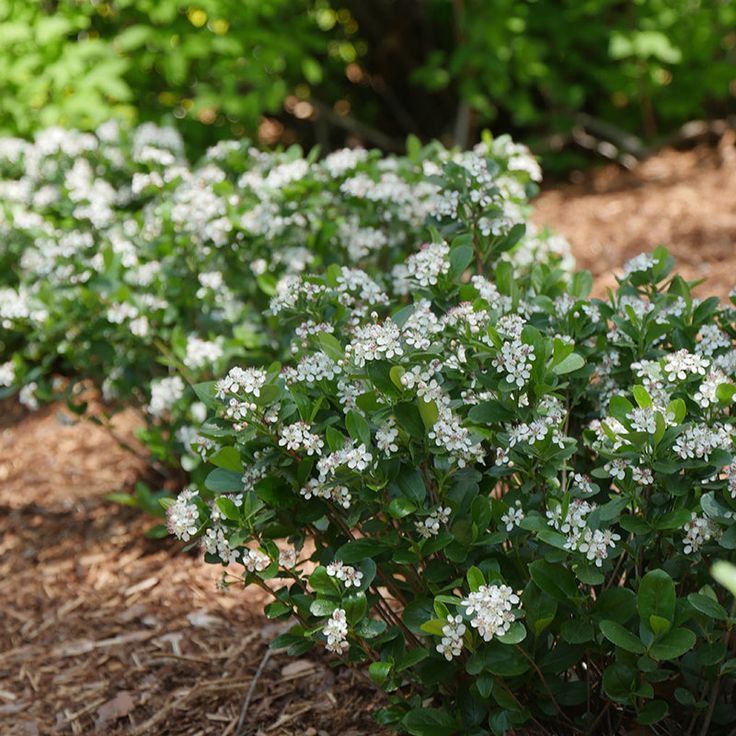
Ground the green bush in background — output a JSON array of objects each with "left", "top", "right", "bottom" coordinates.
[{"left": 0, "top": 0, "right": 734, "bottom": 168}]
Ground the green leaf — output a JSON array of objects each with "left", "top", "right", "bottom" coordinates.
[
  {"left": 602, "top": 663, "right": 636, "bottom": 703},
  {"left": 599, "top": 620, "right": 645, "bottom": 654},
  {"left": 388, "top": 498, "right": 416, "bottom": 518},
  {"left": 496, "top": 621, "right": 526, "bottom": 645},
  {"left": 638, "top": 569, "right": 676, "bottom": 629},
  {"left": 369, "top": 661, "right": 393, "bottom": 686},
  {"left": 466, "top": 566, "right": 485, "bottom": 592},
  {"left": 346, "top": 410, "right": 371, "bottom": 447},
  {"left": 209, "top": 445, "right": 243, "bottom": 473},
  {"left": 316, "top": 332, "right": 343, "bottom": 360},
  {"left": 712, "top": 561, "right": 736, "bottom": 596},
  {"left": 637, "top": 700, "right": 668, "bottom": 726},
  {"left": 552, "top": 352, "right": 584, "bottom": 375},
  {"left": 649, "top": 628, "right": 696, "bottom": 660},
  {"left": 529, "top": 560, "right": 578, "bottom": 602},
  {"left": 389, "top": 365, "right": 406, "bottom": 389},
  {"left": 204, "top": 468, "right": 242, "bottom": 493},
  {"left": 309, "top": 598, "right": 338, "bottom": 617},
  {"left": 716, "top": 382, "right": 736, "bottom": 403},
  {"left": 687, "top": 593, "right": 728, "bottom": 620},
  {"left": 449, "top": 243, "right": 474, "bottom": 280},
  {"left": 215, "top": 497, "right": 240, "bottom": 521},
  {"left": 667, "top": 398, "right": 687, "bottom": 424},
  {"left": 633, "top": 385, "right": 652, "bottom": 408},
  {"left": 192, "top": 381, "right": 217, "bottom": 409},
  {"left": 420, "top": 618, "right": 447, "bottom": 636},
  {"left": 402, "top": 708, "right": 458, "bottom": 736},
  {"left": 418, "top": 398, "right": 439, "bottom": 430}
]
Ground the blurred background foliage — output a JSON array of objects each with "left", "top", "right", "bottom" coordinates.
[{"left": 0, "top": 0, "right": 734, "bottom": 171}]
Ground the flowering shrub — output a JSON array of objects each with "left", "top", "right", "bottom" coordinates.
[
  {"left": 0, "top": 123, "right": 568, "bottom": 494},
  {"left": 177, "top": 246, "right": 736, "bottom": 734}
]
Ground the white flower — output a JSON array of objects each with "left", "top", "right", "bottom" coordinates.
[
  {"left": 376, "top": 418, "right": 399, "bottom": 455},
  {"left": 0, "top": 361, "right": 15, "bottom": 387},
  {"left": 278, "top": 421, "right": 324, "bottom": 456},
  {"left": 501, "top": 502, "right": 525, "bottom": 531},
  {"left": 682, "top": 513, "right": 720, "bottom": 554},
  {"left": 404, "top": 242, "right": 450, "bottom": 287},
  {"left": 242, "top": 548, "right": 271, "bottom": 573},
  {"left": 202, "top": 527, "right": 239, "bottom": 565},
  {"left": 663, "top": 350, "right": 709, "bottom": 382},
  {"left": 623, "top": 253, "right": 656, "bottom": 277},
  {"left": 628, "top": 407, "right": 657, "bottom": 434},
  {"left": 326, "top": 560, "right": 364, "bottom": 588},
  {"left": 673, "top": 423, "right": 731, "bottom": 461},
  {"left": 493, "top": 338, "right": 534, "bottom": 388},
  {"left": 346, "top": 320, "right": 403, "bottom": 366},
  {"left": 279, "top": 547, "right": 297, "bottom": 569},
  {"left": 578, "top": 528, "right": 620, "bottom": 567},
  {"left": 694, "top": 371, "right": 729, "bottom": 409},
  {"left": 215, "top": 366, "right": 267, "bottom": 406},
  {"left": 461, "top": 584, "right": 520, "bottom": 642},
  {"left": 436, "top": 615, "right": 466, "bottom": 660},
  {"left": 415, "top": 507, "right": 451, "bottom": 538},
  {"left": 185, "top": 336, "right": 224, "bottom": 371},
  {"left": 167, "top": 487, "right": 200, "bottom": 541},
  {"left": 323, "top": 608, "right": 349, "bottom": 654},
  {"left": 148, "top": 376, "right": 185, "bottom": 418},
  {"left": 18, "top": 381, "right": 39, "bottom": 411}
]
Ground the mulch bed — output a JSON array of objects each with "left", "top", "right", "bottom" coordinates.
[
  {"left": 2, "top": 139, "right": 735, "bottom": 734},
  {"left": 534, "top": 134, "right": 736, "bottom": 298},
  {"left": 0, "top": 403, "right": 385, "bottom": 735}
]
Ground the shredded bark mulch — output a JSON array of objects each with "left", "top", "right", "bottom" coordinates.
[
  {"left": 0, "top": 403, "right": 385, "bottom": 735},
  {"left": 534, "top": 135, "right": 736, "bottom": 297}
]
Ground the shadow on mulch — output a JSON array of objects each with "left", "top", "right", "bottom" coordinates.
[{"left": 0, "top": 403, "right": 386, "bottom": 736}]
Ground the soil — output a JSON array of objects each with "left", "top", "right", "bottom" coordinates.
[
  {"left": 1, "top": 141, "right": 735, "bottom": 735},
  {"left": 533, "top": 135, "right": 736, "bottom": 298}
]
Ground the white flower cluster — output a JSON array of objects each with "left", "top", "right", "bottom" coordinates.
[
  {"left": 0, "top": 361, "right": 15, "bottom": 387},
  {"left": 317, "top": 442, "right": 374, "bottom": 481},
  {"left": 148, "top": 376, "right": 185, "bottom": 418},
  {"left": 299, "top": 478, "right": 352, "bottom": 508},
  {"left": 436, "top": 615, "right": 466, "bottom": 661},
  {"left": 493, "top": 337, "right": 535, "bottom": 388},
  {"left": 167, "top": 487, "right": 200, "bottom": 541},
  {"left": 673, "top": 423, "right": 731, "bottom": 461},
  {"left": 622, "top": 253, "right": 656, "bottom": 277},
  {"left": 242, "top": 548, "right": 271, "bottom": 573},
  {"left": 346, "top": 320, "right": 403, "bottom": 366},
  {"left": 323, "top": 608, "right": 349, "bottom": 654},
  {"left": 278, "top": 421, "right": 324, "bottom": 456},
  {"left": 682, "top": 513, "right": 721, "bottom": 554},
  {"left": 375, "top": 418, "right": 399, "bottom": 455},
  {"left": 578, "top": 528, "right": 621, "bottom": 567},
  {"left": 404, "top": 242, "right": 450, "bottom": 287},
  {"left": 185, "top": 336, "right": 224, "bottom": 371},
  {"left": 415, "top": 507, "right": 451, "bottom": 538},
  {"left": 461, "top": 584, "right": 520, "bottom": 642},
  {"left": 663, "top": 350, "right": 709, "bottom": 382},
  {"left": 202, "top": 527, "right": 239, "bottom": 565},
  {"left": 326, "top": 561, "right": 364, "bottom": 588},
  {"left": 501, "top": 501, "right": 525, "bottom": 531}
]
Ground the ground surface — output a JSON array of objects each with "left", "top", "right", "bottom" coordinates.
[
  {"left": 1, "top": 142, "right": 735, "bottom": 735},
  {"left": 534, "top": 136, "right": 736, "bottom": 297}
]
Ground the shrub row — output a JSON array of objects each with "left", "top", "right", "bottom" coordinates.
[
  {"left": 179, "top": 245, "right": 736, "bottom": 734},
  {"left": 0, "top": 122, "right": 565, "bottom": 510}
]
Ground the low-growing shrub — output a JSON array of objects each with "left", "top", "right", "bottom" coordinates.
[
  {"left": 177, "top": 245, "right": 736, "bottom": 734},
  {"left": 0, "top": 123, "right": 568, "bottom": 499}
]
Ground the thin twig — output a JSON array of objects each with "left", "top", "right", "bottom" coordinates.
[{"left": 235, "top": 648, "right": 272, "bottom": 736}]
